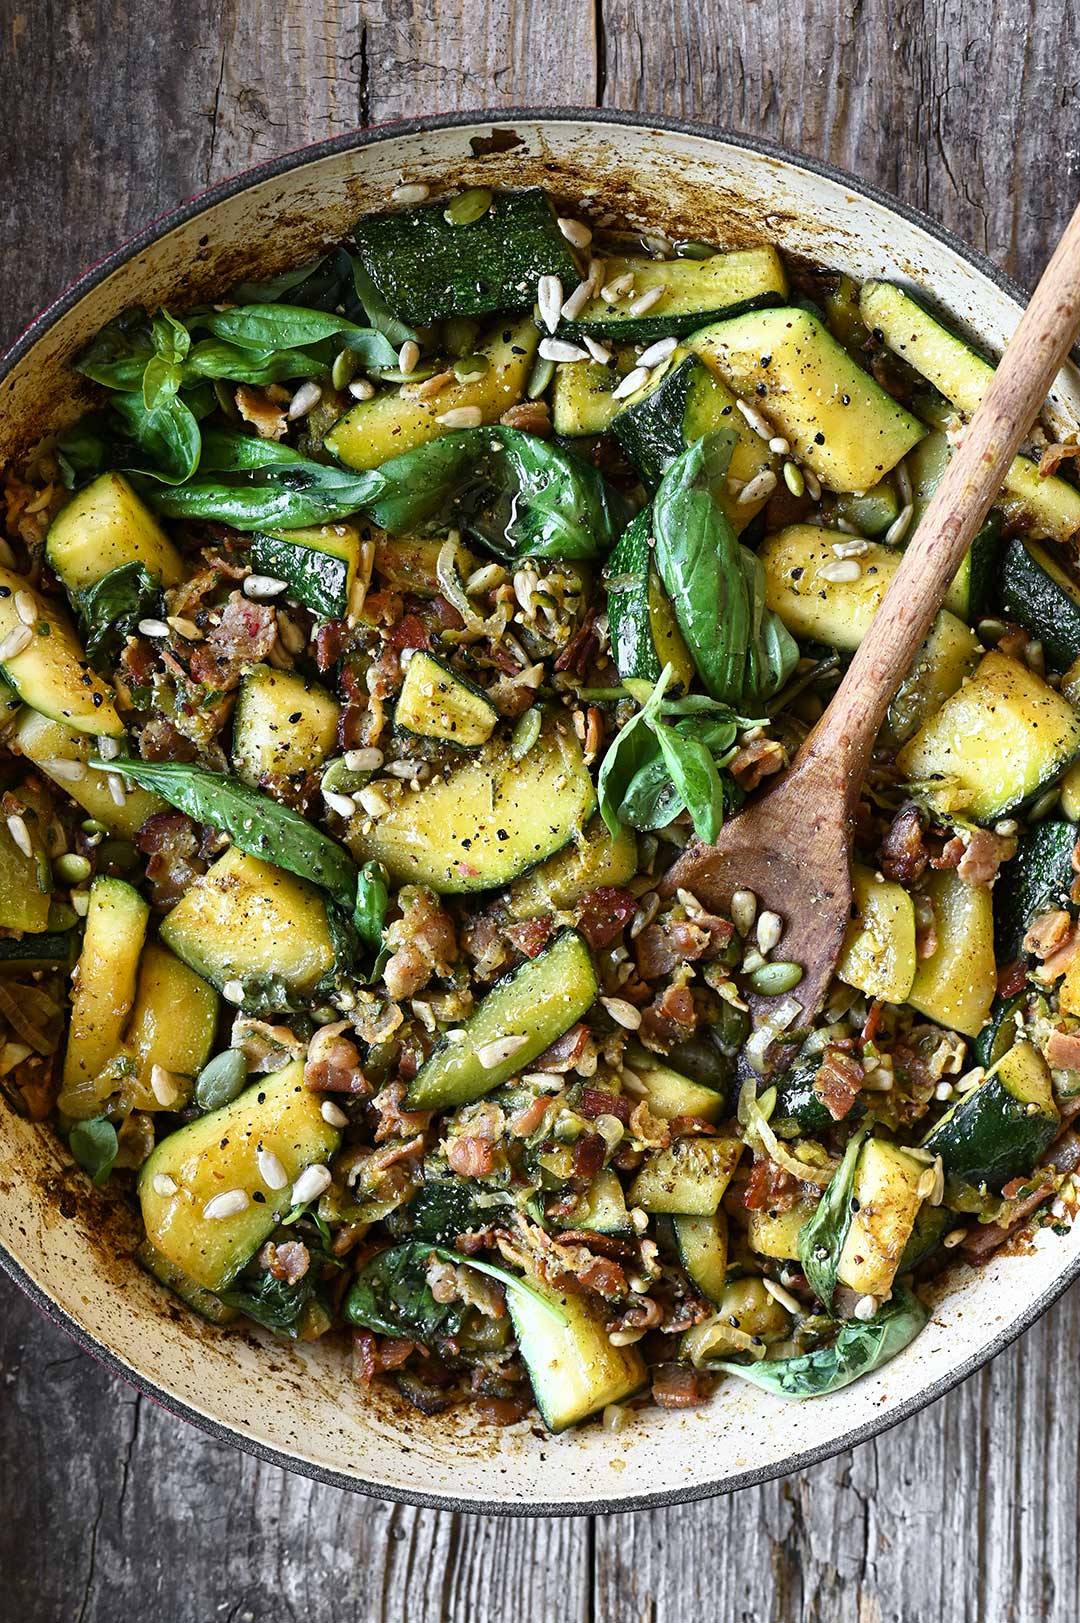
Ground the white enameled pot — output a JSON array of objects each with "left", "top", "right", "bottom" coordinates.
[{"left": 3, "top": 110, "right": 1079, "bottom": 1515}]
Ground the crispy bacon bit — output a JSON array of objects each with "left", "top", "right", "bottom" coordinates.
[
  {"left": 576, "top": 886, "right": 638, "bottom": 950},
  {"left": 957, "top": 827, "right": 1013, "bottom": 886},
  {"left": 571, "top": 1132, "right": 606, "bottom": 1180},
  {"left": 315, "top": 619, "right": 347, "bottom": 672},
  {"left": 862, "top": 1000, "right": 884, "bottom": 1043},
  {"left": 652, "top": 1363, "right": 704, "bottom": 1408},
  {"left": 880, "top": 804, "right": 928, "bottom": 883},
  {"left": 258, "top": 1240, "right": 310, "bottom": 1284},
  {"left": 235, "top": 384, "right": 288, "bottom": 439},
  {"left": 1025, "top": 910, "right": 1073, "bottom": 959},
  {"left": 729, "top": 737, "right": 785, "bottom": 791},
  {"left": 578, "top": 1089, "right": 631, "bottom": 1123},
  {"left": 997, "top": 960, "right": 1029, "bottom": 999},
  {"left": 370, "top": 1081, "right": 433, "bottom": 1141},
  {"left": 505, "top": 914, "right": 554, "bottom": 960},
  {"left": 553, "top": 609, "right": 598, "bottom": 675},
  {"left": 1045, "top": 1027, "right": 1080, "bottom": 1070},
  {"left": 500, "top": 399, "right": 552, "bottom": 436},
  {"left": 386, "top": 613, "right": 431, "bottom": 652},
  {"left": 640, "top": 982, "right": 697, "bottom": 1048},
  {"left": 555, "top": 1231, "right": 635, "bottom": 1259},
  {"left": 188, "top": 593, "right": 277, "bottom": 691},
  {"left": 742, "top": 1152, "right": 799, "bottom": 1212},
  {"left": 305, "top": 1023, "right": 367, "bottom": 1093},
  {"left": 628, "top": 1099, "right": 671, "bottom": 1150},
  {"left": 930, "top": 834, "right": 966, "bottom": 871},
  {"left": 136, "top": 714, "right": 200, "bottom": 764},
  {"left": 633, "top": 912, "right": 734, "bottom": 979},
  {"left": 352, "top": 1330, "right": 417, "bottom": 1384},
  {"left": 577, "top": 1254, "right": 627, "bottom": 1298},
  {"left": 134, "top": 810, "right": 206, "bottom": 908},
  {"left": 446, "top": 1136, "right": 498, "bottom": 1178},
  {"left": 814, "top": 1046, "right": 864, "bottom": 1121},
  {"left": 534, "top": 1022, "right": 589, "bottom": 1073},
  {"left": 1035, "top": 930, "right": 1080, "bottom": 983},
  {"left": 383, "top": 886, "right": 458, "bottom": 1001},
  {"left": 509, "top": 1092, "right": 556, "bottom": 1137},
  {"left": 1039, "top": 441, "right": 1080, "bottom": 479}
]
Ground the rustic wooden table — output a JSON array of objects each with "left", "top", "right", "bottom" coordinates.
[{"left": 3, "top": 3, "right": 1079, "bottom": 1618}]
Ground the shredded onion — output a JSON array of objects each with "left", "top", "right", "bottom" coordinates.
[
  {"left": 436, "top": 533, "right": 484, "bottom": 627},
  {"left": 0, "top": 979, "right": 63, "bottom": 1056}
]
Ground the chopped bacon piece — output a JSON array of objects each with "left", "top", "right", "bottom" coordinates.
[
  {"left": 633, "top": 913, "right": 733, "bottom": 979},
  {"left": 576, "top": 886, "right": 637, "bottom": 949},
  {"left": 134, "top": 809, "right": 206, "bottom": 907},
  {"left": 370, "top": 1081, "right": 433, "bottom": 1141},
  {"left": 509, "top": 1092, "right": 556, "bottom": 1137},
  {"left": 578, "top": 1089, "right": 631, "bottom": 1123},
  {"left": 742, "top": 1153, "right": 800, "bottom": 1212},
  {"left": 352, "top": 1330, "right": 417, "bottom": 1384},
  {"left": 259, "top": 1240, "right": 310, "bottom": 1284},
  {"left": 957, "top": 827, "right": 1013, "bottom": 886},
  {"left": 729, "top": 737, "right": 784, "bottom": 791},
  {"left": 1045, "top": 1027, "right": 1080, "bottom": 1070},
  {"left": 640, "top": 982, "right": 697, "bottom": 1047},
  {"left": 571, "top": 1132, "right": 606, "bottom": 1179},
  {"left": 188, "top": 594, "right": 277, "bottom": 691},
  {"left": 553, "top": 609, "right": 598, "bottom": 675},
  {"left": 997, "top": 960, "right": 1029, "bottom": 999},
  {"left": 1024, "top": 910, "right": 1073, "bottom": 959},
  {"left": 505, "top": 915, "right": 554, "bottom": 959},
  {"left": 386, "top": 613, "right": 432, "bottom": 652},
  {"left": 577, "top": 1253, "right": 627, "bottom": 1298},
  {"left": 930, "top": 834, "right": 966, "bottom": 871},
  {"left": 960, "top": 1177, "right": 1055, "bottom": 1265},
  {"left": 652, "top": 1363, "right": 704, "bottom": 1408},
  {"left": 446, "top": 1136, "right": 498, "bottom": 1178},
  {"left": 814, "top": 1046, "right": 864, "bottom": 1121},
  {"left": 534, "top": 1022, "right": 589, "bottom": 1072},
  {"left": 880, "top": 804, "right": 928, "bottom": 883},
  {"left": 1039, "top": 441, "right": 1080, "bottom": 479},
  {"left": 315, "top": 619, "right": 347, "bottom": 672}
]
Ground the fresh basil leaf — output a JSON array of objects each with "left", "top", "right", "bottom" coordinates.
[
  {"left": 89, "top": 756, "right": 358, "bottom": 910},
  {"left": 183, "top": 338, "right": 326, "bottom": 385},
  {"left": 230, "top": 254, "right": 333, "bottom": 305},
  {"left": 74, "top": 308, "right": 155, "bottom": 391},
  {"left": 350, "top": 253, "right": 419, "bottom": 348},
  {"left": 151, "top": 308, "right": 191, "bottom": 366},
  {"left": 355, "top": 859, "right": 390, "bottom": 961},
  {"left": 653, "top": 434, "right": 797, "bottom": 709},
  {"left": 197, "top": 430, "right": 308, "bottom": 471},
  {"left": 75, "top": 562, "right": 161, "bottom": 662},
  {"left": 797, "top": 1127, "right": 869, "bottom": 1310},
  {"left": 142, "top": 355, "right": 182, "bottom": 413},
  {"left": 715, "top": 1286, "right": 928, "bottom": 1398},
  {"left": 596, "top": 665, "right": 678, "bottom": 837},
  {"left": 69, "top": 1116, "right": 118, "bottom": 1187},
  {"left": 619, "top": 751, "right": 684, "bottom": 830},
  {"left": 197, "top": 303, "right": 384, "bottom": 356},
  {"left": 111, "top": 389, "right": 202, "bottom": 485},
  {"left": 653, "top": 719, "right": 726, "bottom": 843},
  {"left": 146, "top": 457, "right": 381, "bottom": 529}
]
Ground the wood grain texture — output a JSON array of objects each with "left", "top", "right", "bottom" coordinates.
[{"left": 2, "top": 1, "right": 1080, "bottom": 1619}]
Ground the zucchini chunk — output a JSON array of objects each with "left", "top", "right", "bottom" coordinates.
[
  {"left": 972, "top": 994, "right": 1026, "bottom": 1072},
  {"left": 507, "top": 816, "right": 637, "bottom": 919},
  {"left": 405, "top": 929, "right": 598, "bottom": 1111},
  {"left": 628, "top": 1137, "right": 743, "bottom": 1215},
  {"left": 232, "top": 664, "right": 339, "bottom": 785},
  {"left": 249, "top": 523, "right": 361, "bottom": 620},
  {"left": 353, "top": 188, "right": 578, "bottom": 325},
  {"left": 907, "top": 869, "right": 996, "bottom": 1038},
  {"left": 45, "top": 472, "right": 185, "bottom": 591},
  {"left": 746, "top": 1198, "right": 818, "bottom": 1260},
  {"left": 835, "top": 1138, "right": 926, "bottom": 1299},
  {"left": 556, "top": 1167, "right": 632, "bottom": 1235},
  {"left": 672, "top": 1211, "right": 729, "bottom": 1303},
  {"left": 394, "top": 651, "right": 498, "bottom": 747},
  {"left": 896, "top": 651, "right": 1080, "bottom": 823},
  {"left": 11, "top": 709, "right": 164, "bottom": 837},
  {"left": 0, "top": 799, "right": 51, "bottom": 933},
  {"left": 138, "top": 1059, "right": 341, "bottom": 1292},
  {"left": 0, "top": 929, "right": 77, "bottom": 973},
  {"left": 122, "top": 944, "right": 219, "bottom": 1112},
  {"left": 837, "top": 865, "right": 917, "bottom": 1004},
  {"left": 994, "top": 818, "right": 1078, "bottom": 963},
  {"left": 551, "top": 355, "right": 631, "bottom": 437},
  {"left": 0, "top": 674, "right": 20, "bottom": 732},
  {"left": 605, "top": 509, "right": 695, "bottom": 689},
  {"left": 372, "top": 532, "right": 479, "bottom": 600},
  {"left": 829, "top": 478, "right": 900, "bottom": 537},
  {"left": 324, "top": 313, "right": 538, "bottom": 471},
  {"left": 881, "top": 611, "right": 981, "bottom": 749},
  {"left": 0, "top": 565, "right": 121, "bottom": 737},
  {"left": 505, "top": 1265, "right": 647, "bottom": 1431},
  {"left": 562, "top": 246, "right": 789, "bottom": 343},
  {"left": 612, "top": 352, "right": 777, "bottom": 529},
  {"left": 681, "top": 1277, "right": 792, "bottom": 1361},
  {"left": 159, "top": 847, "right": 336, "bottom": 1000},
  {"left": 136, "top": 1240, "right": 238, "bottom": 1325},
  {"left": 686, "top": 307, "right": 925, "bottom": 493},
  {"left": 859, "top": 281, "right": 1080, "bottom": 543},
  {"left": 924, "top": 1041, "right": 1058, "bottom": 1191},
  {"left": 623, "top": 1048, "right": 726, "bottom": 1124},
  {"left": 905, "top": 429, "right": 1002, "bottom": 623},
  {"left": 62, "top": 877, "right": 149, "bottom": 1095},
  {"left": 1000, "top": 536, "right": 1080, "bottom": 671},
  {"left": 348, "top": 713, "right": 596, "bottom": 893}
]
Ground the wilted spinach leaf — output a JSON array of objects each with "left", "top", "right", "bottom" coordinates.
[
  {"left": 69, "top": 1116, "right": 118, "bottom": 1187},
  {"left": 715, "top": 1286, "right": 928, "bottom": 1398},
  {"left": 220, "top": 1270, "right": 318, "bottom": 1333},
  {"left": 76, "top": 562, "right": 161, "bottom": 661},
  {"left": 344, "top": 1240, "right": 565, "bottom": 1341},
  {"left": 797, "top": 1127, "right": 868, "bottom": 1311}
]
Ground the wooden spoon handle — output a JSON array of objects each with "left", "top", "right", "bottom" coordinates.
[{"left": 802, "top": 198, "right": 1080, "bottom": 791}]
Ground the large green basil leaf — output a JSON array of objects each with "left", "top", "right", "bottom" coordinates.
[
  {"left": 111, "top": 389, "right": 202, "bottom": 485},
  {"left": 714, "top": 1286, "right": 928, "bottom": 1398},
  {"left": 797, "top": 1127, "right": 869, "bottom": 1310}
]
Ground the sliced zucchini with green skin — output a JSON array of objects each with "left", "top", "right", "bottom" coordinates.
[
  {"left": 896, "top": 651, "right": 1080, "bottom": 823},
  {"left": 353, "top": 189, "right": 578, "bottom": 325},
  {"left": 11, "top": 709, "right": 163, "bottom": 837},
  {"left": 672, "top": 1211, "right": 729, "bottom": 1303},
  {"left": 907, "top": 869, "right": 996, "bottom": 1039},
  {"left": 551, "top": 355, "right": 631, "bottom": 436},
  {"left": 0, "top": 809, "right": 51, "bottom": 933},
  {"left": 62, "top": 877, "right": 149, "bottom": 1094},
  {"left": 507, "top": 816, "right": 637, "bottom": 919},
  {"left": 505, "top": 1263, "right": 647, "bottom": 1432},
  {"left": 605, "top": 508, "right": 695, "bottom": 690},
  {"left": 1000, "top": 537, "right": 1080, "bottom": 671},
  {"left": 611, "top": 353, "right": 776, "bottom": 530},
  {"left": 814, "top": 270, "right": 870, "bottom": 355},
  {"left": 556, "top": 1168, "right": 632, "bottom": 1235},
  {"left": 681, "top": 1277, "right": 792, "bottom": 1360},
  {"left": 394, "top": 651, "right": 498, "bottom": 747},
  {"left": 836, "top": 1138, "right": 926, "bottom": 1299},
  {"left": 624, "top": 1048, "right": 726, "bottom": 1124},
  {"left": 0, "top": 675, "right": 21, "bottom": 731},
  {"left": 903, "top": 431, "right": 1001, "bottom": 622},
  {"left": 881, "top": 610, "right": 981, "bottom": 749},
  {"left": 746, "top": 1198, "right": 818, "bottom": 1260},
  {"left": 348, "top": 713, "right": 596, "bottom": 893},
  {"left": 972, "top": 994, "right": 1026, "bottom": 1071},
  {"left": 687, "top": 307, "right": 925, "bottom": 493},
  {"left": 0, "top": 566, "right": 121, "bottom": 737},
  {"left": 0, "top": 930, "right": 77, "bottom": 973},
  {"left": 138, "top": 1059, "right": 341, "bottom": 1292},
  {"left": 405, "top": 929, "right": 597, "bottom": 1111},
  {"left": 562, "top": 246, "right": 789, "bottom": 343},
  {"left": 372, "top": 532, "right": 479, "bottom": 599},
  {"left": 898, "top": 1204, "right": 953, "bottom": 1271},
  {"left": 829, "top": 478, "right": 900, "bottom": 537},
  {"left": 324, "top": 313, "right": 538, "bottom": 472},
  {"left": 994, "top": 819, "right": 1077, "bottom": 963},
  {"left": 160, "top": 847, "right": 335, "bottom": 1000},
  {"left": 232, "top": 664, "right": 339, "bottom": 785},
  {"left": 772, "top": 1061, "right": 835, "bottom": 1137},
  {"left": 859, "top": 281, "right": 1080, "bottom": 543},
  {"left": 924, "top": 1041, "right": 1059, "bottom": 1191},
  {"left": 837, "top": 865, "right": 917, "bottom": 1004},
  {"left": 136, "top": 1240, "right": 239, "bottom": 1325},
  {"left": 628, "top": 1137, "right": 743, "bottom": 1215},
  {"left": 122, "top": 944, "right": 219, "bottom": 1112},
  {"left": 46, "top": 473, "right": 185, "bottom": 591},
  {"left": 249, "top": 524, "right": 361, "bottom": 620}
]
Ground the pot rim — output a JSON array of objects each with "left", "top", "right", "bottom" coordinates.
[{"left": 1, "top": 104, "right": 1073, "bottom": 1517}]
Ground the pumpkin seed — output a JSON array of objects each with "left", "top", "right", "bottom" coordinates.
[
  {"left": 194, "top": 1049, "right": 249, "bottom": 1113},
  {"left": 444, "top": 187, "right": 493, "bottom": 226}
]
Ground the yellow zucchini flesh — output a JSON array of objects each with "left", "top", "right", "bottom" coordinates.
[
  {"left": 0, "top": 565, "right": 122, "bottom": 737},
  {"left": 508, "top": 816, "right": 637, "bottom": 918},
  {"left": 138, "top": 1059, "right": 341, "bottom": 1291},
  {"left": 11, "top": 709, "right": 164, "bottom": 837},
  {"left": 122, "top": 944, "right": 219, "bottom": 1112},
  {"left": 394, "top": 651, "right": 498, "bottom": 747},
  {"left": 836, "top": 1138, "right": 926, "bottom": 1298},
  {"left": 505, "top": 1266, "right": 647, "bottom": 1432},
  {"left": 45, "top": 472, "right": 185, "bottom": 590},
  {"left": 906, "top": 868, "right": 996, "bottom": 1038},
  {"left": 837, "top": 865, "right": 917, "bottom": 1004},
  {"left": 628, "top": 1138, "right": 744, "bottom": 1215},
  {"left": 62, "top": 877, "right": 149, "bottom": 1096},
  {"left": 324, "top": 313, "right": 538, "bottom": 471},
  {"left": 231, "top": 664, "right": 340, "bottom": 785}
]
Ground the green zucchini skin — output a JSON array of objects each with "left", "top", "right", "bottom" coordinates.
[
  {"left": 897, "top": 1205, "right": 953, "bottom": 1272},
  {"left": 605, "top": 508, "right": 690, "bottom": 687},
  {"left": 993, "top": 818, "right": 1077, "bottom": 963},
  {"left": 1000, "top": 536, "right": 1080, "bottom": 670},
  {"left": 353, "top": 189, "right": 578, "bottom": 324},
  {"left": 771, "top": 1059, "right": 865, "bottom": 1136},
  {"left": 249, "top": 530, "right": 352, "bottom": 619},
  {"left": 924, "top": 1042, "right": 1059, "bottom": 1191},
  {"left": 612, "top": 355, "right": 735, "bottom": 489},
  {"left": 0, "top": 930, "right": 78, "bottom": 972},
  {"left": 971, "top": 993, "right": 1027, "bottom": 1071}
]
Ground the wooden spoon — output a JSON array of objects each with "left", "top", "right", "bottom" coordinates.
[{"left": 662, "top": 201, "right": 1080, "bottom": 1029}]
